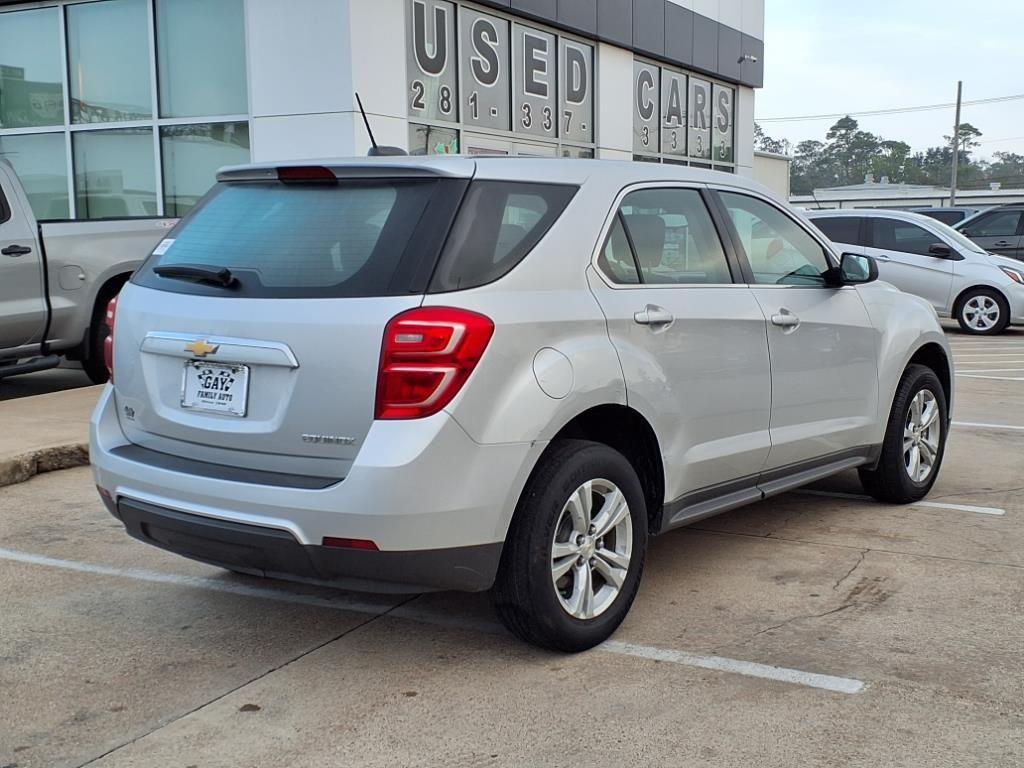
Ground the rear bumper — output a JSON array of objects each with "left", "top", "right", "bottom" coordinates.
[
  {"left": 91, "top": 386, "right": 545, "bottom": 593},
  {"left": 110, "top": 496, "right": 502, "bottom": 592}
]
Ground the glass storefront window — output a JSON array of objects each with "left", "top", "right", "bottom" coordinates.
[
  {"left": 67, "top": 0, "right": 152, "bottom": 123},
  {"left": 156, "top": 0, "right": 247, "bottom": 118},
  {"left": 161, "top": 122, "right": 250, "bottom": 216},
  {"left": 0, "top": 8, "right": 65, "bottom": 128},
  {"left": 409, "top": 123, "right": 459, "bottom": 156},
  {"left": 0, "top": 133, "right": 69, "bottom": 219},
  {"left": 73, "top": 128, "right": 156, "bottom": 219},
  {"left": 561, "top": 146, "right": 594, "bottom": 159}
]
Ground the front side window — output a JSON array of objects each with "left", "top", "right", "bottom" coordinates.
[
  {"left": 962, "top": 211, "right": 1023, "bottom": 238},
  {"left": 719, "top": 192, "right": 831, "bottom": 286},
  {"left": 871, "top": 219, "right": 941, "bottom": 257},
  {"left": 812, "top": 216, "right": 862, "bottom": 246},
  {"left": 615, "top": 188, "right": 732, "bottom": 285}
]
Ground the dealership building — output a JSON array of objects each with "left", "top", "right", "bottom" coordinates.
[{"left": 0, "top": 0, "right": 765, "bottom": 221}]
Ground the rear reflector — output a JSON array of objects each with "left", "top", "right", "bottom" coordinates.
[
  {"left": 375, "top": 307, "right": 494, "bottom": 420},
  {"left": 322, "top": 537, "right": 379, "bottom": 551},
  {"left": 277, "top": 165, "right": 338, "bottom": 183}
]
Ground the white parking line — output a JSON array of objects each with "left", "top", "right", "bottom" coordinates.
[
  {"left": 956, "top": 374, "right": 1024, "bottom": 381},
  {"left": 600, "top": 641, "right": 864, "bottom": 694},
  {"left": 794, "top": 489, "right": 1006, "bottom": 515},
  {"left": 957, "top": 368, "right": 1024, "bottom": 373},
  {"left": 953, "top": 420, "right": 1024, "bottom": 432},
  {"left": 0, "top": 546, "right": 866, "bottom": 695}
]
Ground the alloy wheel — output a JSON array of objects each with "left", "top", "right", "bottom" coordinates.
[
  {"left": 550, "top": 479, "right": 633, "bottom": 620},
  {"left": 962, "top": 295, "right": 1001, "bottom": 331},
  {"left": 904, "top": 389, "right": 941, "bottom": 483}
]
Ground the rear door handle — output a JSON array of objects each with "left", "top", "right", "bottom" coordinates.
[
  {"left": 771, "top": 309, "right": 801, "bottom": 329},
  {"left": 1, "top": 245, "right": 32, "bottom": 257},
  {"left": 993, "top": 241, "right": 1011, "bottom": 248},
  {"left": 873, "top": 254, "right": 892, "bottom": 262},
  {"left": 634, "top": 305, "right": 674, "bottom": 327}
]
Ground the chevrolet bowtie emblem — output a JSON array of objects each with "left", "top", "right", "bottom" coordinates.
[{"left": 184, "top": 340, "right": 220, "bottom": 358}]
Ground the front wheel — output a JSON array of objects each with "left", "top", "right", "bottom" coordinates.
[
  {"left": 492, "top": 440, "right": 648, "bottom": 652},
  {"left": 956, "top": 288, "right": 1009, "bottom": 335},
  {"left": 859, "top": 364, "right": 948, "bottom": 503}
]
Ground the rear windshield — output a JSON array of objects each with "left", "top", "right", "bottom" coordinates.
[
  {"left": 134, "top": 179, "right": 460, "bottom": 298},
  {"left": 134, "top": 176, "right": 576, "bottom": 299}
]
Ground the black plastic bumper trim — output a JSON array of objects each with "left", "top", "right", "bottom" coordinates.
[{"left": 114, "top": 498, "right": 503, "bottom": 593}]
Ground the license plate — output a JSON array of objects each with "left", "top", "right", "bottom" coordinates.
[{"left": 181, "top": 361, "right": 250, "bottom": 417}]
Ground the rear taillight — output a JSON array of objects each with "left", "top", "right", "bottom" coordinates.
[
  {"left": 375, "top": 307, "right": 494, "bottom": 420},
  {"left": 102, "top": 295, "right": 118, "bottom": 382}
]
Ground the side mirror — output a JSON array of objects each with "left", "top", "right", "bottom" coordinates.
[
  {"left": 928, "top": 243, "right": 952, "bottom": 258},
  {"left": 837, "top": 252, "right": 878, "bottom": 285}
]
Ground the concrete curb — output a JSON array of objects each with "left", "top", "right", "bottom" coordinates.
[{"left": 0, "top": 443, "right": 90, "bottom": 489}]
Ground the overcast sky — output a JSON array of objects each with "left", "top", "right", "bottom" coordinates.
[{"left": 755, "top": 1, "right": 1024, "bottom": 160}]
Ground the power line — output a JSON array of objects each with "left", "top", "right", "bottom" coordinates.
[{"left": 757, "top": 93, "right": 1024, "bottom": 123}]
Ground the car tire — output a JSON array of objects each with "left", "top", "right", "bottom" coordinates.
[
  {"left": 492, "top": 439, "right": 648, "bottom": 652},
  {"left": 859, "top": 364, "right": 948, "bottom": 504},
  {"left": 955, "top": 288, "right": 1009, "bottom": 335},
  {"left": 81, "top": 282, "right": 124, "bottom": 385}
]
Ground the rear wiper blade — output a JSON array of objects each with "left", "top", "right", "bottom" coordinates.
[{"left": 153, "top": 264, "right": 238, "bottom": 288}]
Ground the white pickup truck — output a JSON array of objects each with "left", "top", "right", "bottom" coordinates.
[{"left": 0, "top": 159, "right": 177, "bottom": 383}]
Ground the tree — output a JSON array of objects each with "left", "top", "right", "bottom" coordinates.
[
  {"left": 944, "top": 122, "right": 983, "bottom": 157},
  {"left": 754, "top": 122, "right": 791, "bottom": 155}
]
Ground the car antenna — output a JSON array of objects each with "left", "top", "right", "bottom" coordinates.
[
  {"left": 355, "top": 93, "right": 407, "bottom": 157},
  {"left": 810, "top": 188, "right": 825, "bottom": 210}
]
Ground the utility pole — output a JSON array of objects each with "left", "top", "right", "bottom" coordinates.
[{"left": 950, "top": 80, "right": 962, "bottom": 206}]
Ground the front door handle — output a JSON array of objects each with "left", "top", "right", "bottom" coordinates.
[
  {"left": 873, "top": 254, "right": 892, "bottom": 262},
  {"left": 993, "top": 241, "right": 1011, "bottom": 248},
  {"left": 634, "top": 304, "right": 674, "bottom": 327},
  {"left": 1, "top": 244, "right": 32, "bottom": 257},
  {"left": 771, "top": 309, "right": 801, "bottom": 329}
]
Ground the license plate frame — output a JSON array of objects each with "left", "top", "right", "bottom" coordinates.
[{"left": 180, "top": 360, "right": 250, "bottom": 417}]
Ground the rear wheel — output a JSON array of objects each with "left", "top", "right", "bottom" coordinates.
[
  {"left": 492, "top": 440, "right": 647, "bottom": 652},
  {"left": 955, "top": 288, "right": 1009, "bottom": 335},
  {"left": 81, "top": 281, "right": 126, "bottom": 384},
  {"left": 859, "top": 364, "right": 947, "bottom": 503}
]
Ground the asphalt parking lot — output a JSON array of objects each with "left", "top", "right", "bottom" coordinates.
[{"left": 2, "top": 326, "right": 1023, "bottom": 768}]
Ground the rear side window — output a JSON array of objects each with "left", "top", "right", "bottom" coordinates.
[
  {"left": 616, "top": 188, "right": 733, "bottom": 284},
  {"left": 428, "top": 182, "right": 581, "bottom": 292},
  {"left": 134, "top": 179, "right": 460, "bottom": 299},
  {"left": 429, "top": 181, "right": 577, "bottom": 292},
  {"left": 812, "top": 216, "right": 862, "bottom": 246}
]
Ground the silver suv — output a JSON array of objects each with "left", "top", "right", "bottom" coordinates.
[
  {"left": 809, "top": 208, "right": 1024, "bottom": 335},
  {"left": 91, "top": 158, "right": 953, "bottom": 651}
]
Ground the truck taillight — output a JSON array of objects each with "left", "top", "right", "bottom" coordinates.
[
  {"left": 375, "top": 307, "right": 494, "bottom": 420},
  {"left": 102, "top": 295, "right": 118, "bottom": 382}
]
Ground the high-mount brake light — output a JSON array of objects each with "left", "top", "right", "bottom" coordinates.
[
  {"left": 276, "top": 166, "right": 338, "bottom": 183},
  {"left": 375, "top": 307, "right": 495, "bottom": 420},
  {"left": 103, "top": 295, "right": 118, "bottom": 382}
]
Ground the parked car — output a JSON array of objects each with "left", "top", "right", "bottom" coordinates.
[
  {"left": 0, "top": 159, "right": 178, "bottom": 382},
  {"left": 91, "top": 157, "right": 953, "bottom": 651},
  {"left": 809, "top": 208, "right": 1024, "bottom": 335},
  {"left": 907, "top": 206, "right": 987, "bottom": 226},
  {"left": 954, "top": 204, "right": 1024, "bottom": 262}
]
